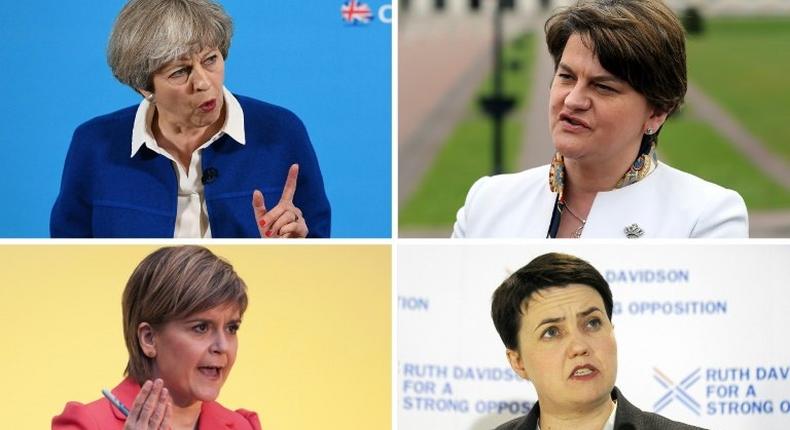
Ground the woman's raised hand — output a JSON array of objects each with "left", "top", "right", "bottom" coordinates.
[
  {"left": 252, "top": 164, "right": 308, "bottom": 238},
  {"left": 124, "top": 379, "right": 171, "bottom": 430}
]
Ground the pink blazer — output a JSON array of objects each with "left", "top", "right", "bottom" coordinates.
[{"left": 52, "top": 377, "right": 261, "bottom": 430}]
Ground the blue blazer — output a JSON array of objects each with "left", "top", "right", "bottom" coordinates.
[{"left": 51, "top": 95, "right": 331, "bottom": 238}]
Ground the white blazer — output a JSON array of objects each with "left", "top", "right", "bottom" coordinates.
[{"left": 452, "top": 162, "right": 748, "bottom": 238}]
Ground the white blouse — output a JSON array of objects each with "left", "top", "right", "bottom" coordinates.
[
  {"left": 129, "top": 87, "right": 246, "bottom": 238},
  {"left": 536, "top": 402, "right": 617, "bottom": 430}
]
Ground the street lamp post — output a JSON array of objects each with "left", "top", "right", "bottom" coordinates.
[{"left": 479, "top": 0, "right": 516, "bottom": 175}]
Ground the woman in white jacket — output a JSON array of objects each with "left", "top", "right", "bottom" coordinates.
[{"left": 453, "top": 0, "right": 747, "bottom": 239}]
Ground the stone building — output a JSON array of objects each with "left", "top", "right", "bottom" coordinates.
[{"left": 400, "top": 0, "right": 790, "bottom": 17}]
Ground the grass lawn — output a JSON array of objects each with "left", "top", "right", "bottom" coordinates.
[
  {"left": 401, "top": 17, "right": 790, "bottom": 228},
  {"left": 687, "top": 17, "right": 790, "bottom": 162},
  {"left": 660, "top": 109, "right": 790, "bottom": 209},
  {"left": 400, "top": 33, "right": 535, "bottom": 228}
]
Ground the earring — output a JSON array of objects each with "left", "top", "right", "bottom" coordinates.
[
  {"left": 646, "top": 127, "right": 654, "bottom": 135},
  {"left": 145, "top": 93, "right": 155, "bottom": 103}
]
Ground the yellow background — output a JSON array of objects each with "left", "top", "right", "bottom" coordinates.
[{"left": 0, "top": 244, "right": 391, "bottom": 429}]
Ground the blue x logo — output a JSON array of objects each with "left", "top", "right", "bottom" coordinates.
[{"left": 653, "top": 367, "right": 702, "bottom": 415}]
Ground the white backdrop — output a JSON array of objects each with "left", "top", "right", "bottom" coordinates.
[{"left": 397, "top": 242, "right": 790, "bottom": 429}]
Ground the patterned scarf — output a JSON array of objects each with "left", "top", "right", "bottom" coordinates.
[{"left": 549, "top": 144, "right": 658, "bottom": 202}]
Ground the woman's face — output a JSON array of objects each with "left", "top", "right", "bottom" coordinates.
[
  {"left": 148, "top": 47, "right": 226, "bottom": 130},
  {"left": 549, "top": 33, "right": 665, "bottom": 168},
  {"left": 149, "top": 303, "right": 241, "bottom": 407},
  {"left": 506, "top": 284, "right": 617, "bottom": 414}
]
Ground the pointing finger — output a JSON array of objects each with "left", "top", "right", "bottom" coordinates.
[{"left": 280, "top": 164, "right": 299, "bottom": 203}]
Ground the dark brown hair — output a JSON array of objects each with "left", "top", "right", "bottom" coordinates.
[
  {"left": 491, "top": 252, "right": 613, "bottom": 350},
  {"left": 545, "top": 0, "right": 687, "bottom": 143},
  {"left": 122, "top": 246, "right": 248, "bottom": 383}
]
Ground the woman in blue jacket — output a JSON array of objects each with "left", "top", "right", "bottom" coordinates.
[{"left": 51, "top": 0, "right": 330, "bottom": 238}]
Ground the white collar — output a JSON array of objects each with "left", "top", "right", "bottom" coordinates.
[
  {"left": 130, "top": 86, "right": 245, "bottom": 157},
  {"left": 603, "top": 401, "right": 617, "bottom": 430},
  {"left": 536, "top": 401, "right": 617, "bottom": 430}
]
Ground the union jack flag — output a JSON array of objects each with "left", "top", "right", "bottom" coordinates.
[{"left": 341, "top": 0, "right": 373, "bottom": 24}]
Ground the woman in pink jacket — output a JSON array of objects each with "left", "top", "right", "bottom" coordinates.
[{"left": 53, "top": 246, "right": 260, "bottom": 430}]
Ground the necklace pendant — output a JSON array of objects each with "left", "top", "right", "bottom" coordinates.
[{"left": 572, "top": 222, "right": 585, "bottom": 238}]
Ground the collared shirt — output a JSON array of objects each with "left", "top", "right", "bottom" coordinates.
[
  {"left": 535, "top": 401, "right": 617, "bottom": 430},
  {"left": 604, "top": 401, "right": 617, "bottom": 430},
  {"left": 130, "top": 87, "right": 246, "bottom": 238}
]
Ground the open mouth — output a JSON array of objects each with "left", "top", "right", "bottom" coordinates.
[
  {"left": 198, "top": 366, "right": 222, "bottom": 379},
  {"left": 559, "top": 113, "right": 589, "bottom": 129},
  {"left": 198, "top": 99, "right": 217, "bottom": 113},
  {"left": 569, "top": 365, "right": 599, "bottom": 380}
]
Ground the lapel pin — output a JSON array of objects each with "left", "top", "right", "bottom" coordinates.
[{"left": 624, "top": 224, "right": 644, "bottom": 239}]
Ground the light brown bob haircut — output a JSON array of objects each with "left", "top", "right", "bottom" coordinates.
[
  {"left": 545, "top": 0, "right": 687, "bottom": 145},
  {"left": 107, "top": 0, "right": 233, "bottom": 93},
  {"left": 122, "top": 246, "right": 248, "bottom": 383}
]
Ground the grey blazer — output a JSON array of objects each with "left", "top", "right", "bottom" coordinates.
[{"left": 493, "top": 387, "right": 706, "bottom": 430}]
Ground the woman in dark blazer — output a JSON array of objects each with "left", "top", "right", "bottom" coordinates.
[{"left": 491, "top": 252, "right": 705, "bottom": 430}]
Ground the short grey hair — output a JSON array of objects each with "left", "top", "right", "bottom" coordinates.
[{"left": 107, "top": 0, "right": 233, "bottom": 92}]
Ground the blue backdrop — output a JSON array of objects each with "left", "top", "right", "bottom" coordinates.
[{"left": 0, "top": 0, "right": 392, "bottom": 237}]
